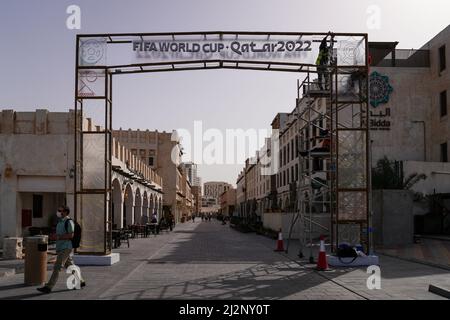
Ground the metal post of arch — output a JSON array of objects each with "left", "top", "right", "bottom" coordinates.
[{"left": 74, "top": 35, "right": 112, "bottom": 254}]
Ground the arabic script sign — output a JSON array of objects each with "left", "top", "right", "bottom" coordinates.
[{"left": 370, "top": 107, "right": 391, "bottom": 130}]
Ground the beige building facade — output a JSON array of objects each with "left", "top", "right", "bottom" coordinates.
[
  {"left": 219, "top": 188, "right": 236, "bottom": 217},
  {"left": 191, "top": 185, "right": 202, "bottom": 215},
  {"left": 366, "top": 26, "right": 450, "bottom": 196},
  {"left": 370, "top": 26, "right": 450, "bottom": 170},
  {"left": 178, "top": 167, "right": 194, "bottom": 221},
  {"left": 0, "top": 110, "right": 163, "bottom": 247},
  {"left": 113, "top": 129, "right": 192, "bottom": 223},
  {"left": 236, "top": 170, "right": 246, "bottom": 217},
  {"left": 203, "top": 181, "right": 232, "bottom": 202}
]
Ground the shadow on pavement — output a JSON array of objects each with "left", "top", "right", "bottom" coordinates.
[
  {"left": 0, "top": 292, "right": 44, "bottom": 300},
  {"left": 0, "top": 283, "right": 28, "bottom": 291},
  {"left": 100, "top": 221, "right": 361, "bottom": 300}
]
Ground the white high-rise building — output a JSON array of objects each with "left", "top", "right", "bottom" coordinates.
[{"left": 181, "top": 162, "right": 201, "bottom": 187}]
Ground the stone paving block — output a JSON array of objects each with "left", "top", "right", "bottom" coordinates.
[
  {"left": 0, "top": 268, "right": 15, "bottom": 278},
  {"left": 0, "top": 220, "right": 448, "bottom": 300}
]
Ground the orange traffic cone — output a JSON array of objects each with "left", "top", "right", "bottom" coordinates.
[
  {"left": 274, "top": 229, "right": 285, "bottom": 252},
  {"left": 316, "top": 235, "right": 329, "bottom": 271}
]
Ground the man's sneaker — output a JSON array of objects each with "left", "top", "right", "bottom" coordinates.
[
  {"left": 80, "top": 281, "right": 86, "bottom": 288},
  {"left": 37, "top": 286, "right": 52, "bottom": 294}
]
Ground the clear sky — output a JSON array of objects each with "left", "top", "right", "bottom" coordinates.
[{"left": 1, "top": 0, "right": 449, "bottom": 185}]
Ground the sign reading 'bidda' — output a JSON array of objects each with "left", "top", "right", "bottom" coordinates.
[{"left": 369, "top": 71, "right": 394, "bottom": 131}]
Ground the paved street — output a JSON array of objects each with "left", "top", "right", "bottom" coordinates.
[
  {"left": 0, "top": 220, "right": 448, "bottom": 300},
  {"left": 377, "top": 237, "right": 450, "bottom": 269}
]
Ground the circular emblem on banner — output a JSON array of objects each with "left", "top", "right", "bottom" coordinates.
[
  {"left": 84, "top": 70, "right": 98, "bottom": 82},
  {"left": 337, "top": 37, "right": 364, "bottom": 65},
  {"left": 369, "top": 71, "right": 393, "bottom": 107},
  {"left": 80, "top": 39, "right": 105, "bottom": 65}
]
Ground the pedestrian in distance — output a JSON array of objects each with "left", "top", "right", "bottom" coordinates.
[
  {"left": 37, "top": 205, "right": 85, "bottom": 294},
  {"left": 152, "top": 212, "right": 161, "bottom": 234},
  {"left": 168, "top": 213, "right": 174, "bottom": 231}
]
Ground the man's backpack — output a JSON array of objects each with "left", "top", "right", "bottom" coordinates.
[{"left": 65, "top": 218, "right": 82, "bottom": 249}]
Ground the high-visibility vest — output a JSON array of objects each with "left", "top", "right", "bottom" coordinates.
[{"left": 316, "top": 49, "right": 329, "bottom": 65}]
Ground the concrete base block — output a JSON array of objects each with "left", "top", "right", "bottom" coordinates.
[
  {"left": 73, "top": 253, "right": 120, "bottom": 266},
  {"left": 328, "top": 255, "right": 379, "bottom": 267},
  {"left": 3, "top": 237, "right": 23, "bottom": 260}
]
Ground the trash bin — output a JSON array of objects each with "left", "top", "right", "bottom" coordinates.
[{"left": 24, "top": 235, "right": 48, "bottom": 286}]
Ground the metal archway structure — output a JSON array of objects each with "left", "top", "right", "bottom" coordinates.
[{"left": 74, "top": 31, "right": 370, "bottom": 255}]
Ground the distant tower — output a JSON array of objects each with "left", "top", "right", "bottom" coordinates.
[{"left": 181, "top": 162, "right": 201, "bottom": 187}]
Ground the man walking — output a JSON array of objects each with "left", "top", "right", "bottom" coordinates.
[
  {"left": 37, "top": 205, "right": 85, "bottom": 294},
  {"left": 168, "top": 212, "right": 174, "bottom": 231}
]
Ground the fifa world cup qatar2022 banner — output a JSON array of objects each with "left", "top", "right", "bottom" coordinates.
[
  {"left": 132, "top": 38, "right": 314, "bottom": 61},
  {"left": 78, "top": 34, "right": 367, "bottom": 67}
]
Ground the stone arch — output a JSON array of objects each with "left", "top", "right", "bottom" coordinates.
[
  {"left": 149, "top": 193, "right": 154, "bottom": 217},
  {"left": 124, "top": 183, "right": 134, "bottom": 227},
  {"left": 134, "top": 188, "right": 142, "bottom": 224},
  {"left": 142, "top": 191, "right": 149, "bottom": 224},
  {"left": 112, "top": 178, "right": 123, "bottom": 229}
]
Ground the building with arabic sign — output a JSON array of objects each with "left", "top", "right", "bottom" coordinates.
[
  {"left": 237, "top": 26, "right": 450, "bottom": 248},
  {"left": 369, "top": 25, "right": 450, "bottom": 194}
]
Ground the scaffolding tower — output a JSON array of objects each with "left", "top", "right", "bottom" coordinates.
[{"left": 287, "top": 37, "right": 370, "bottom": 259}]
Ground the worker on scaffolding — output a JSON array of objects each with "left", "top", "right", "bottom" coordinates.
[{"left": 316, "top": 33, "right": 332, "bottom": 90}]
